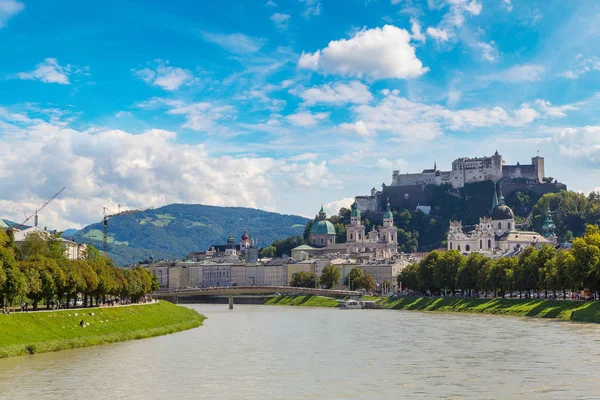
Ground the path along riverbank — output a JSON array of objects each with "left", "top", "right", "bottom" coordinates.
[
  {"left": 0, "top": 301, "right": 205, "bottom": 358},
  {"left": 264, "top": 295, "right": 600, "bottom": 323}
]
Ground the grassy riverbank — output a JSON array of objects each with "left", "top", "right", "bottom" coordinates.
[
  {"left": 264, "top": 295, "right": 340, "bottom": 307},
  {"left": 0, "top": 302, "right": 205, "bottom": 358},
  {"left": 264, "top": 295, "right": 600, "bottom": 323},
  {"left": 377, "top": 297, "right": 600, "bottom": 323}
]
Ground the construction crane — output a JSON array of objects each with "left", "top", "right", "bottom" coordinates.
[
  {"left": 102, "top": 205, "right": 148, "bottom": 257},
  {"left": 16, "top": 186, "right": 67, "bottom": 230}
]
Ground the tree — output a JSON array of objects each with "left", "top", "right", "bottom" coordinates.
[
  {"left": 458, "top": 253, "right": 487, "bottom": 295},
  {"left": 259, "top": 246, "right": 276, "bottom": 258},
  {"left": 486, "top": 258, "right": 515, "bottom": 297},
  {"left": 357, "top": 273, "right": 376, "bottom": 291},
  {"left": 417, "top": 251, "right": 440, "bottom": 294},
  {"left": 290, "top": 271, "right": 318, "bottom": 288},
  {"left": 344, "top": 267, "right": 363, "bottom": 289},
  {"left": 397, "top": 263, "right": 419, "bottom": 292},
  {"left": 434, "top": 250, "right": 463, "bottom": 294},
  {"left": 320, "top": 265, "right": 341, "bottom": 289}
]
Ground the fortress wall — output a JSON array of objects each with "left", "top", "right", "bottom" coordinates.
[
  {"left": 500, "top": 181, "right": 566, "bottom": 198},
  {"left": 393, "top": 172, "right": 437, "bottom": 187},
  {"left": 382, "top": 184, "right": 438, "bottom": 210}
]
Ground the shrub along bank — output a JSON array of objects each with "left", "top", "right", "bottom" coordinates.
[
  {"left": 0, "top": 301, "right": 205, "bottom": 358},
  {"left": 264, "top": 295, "right": 600, "bottom": 323}
]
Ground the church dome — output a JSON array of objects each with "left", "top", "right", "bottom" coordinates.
[
  {"left": 310, "top": 220, "right": 336, "bottom": 235},
  {"left": 241, "top": 230, "right": 249, "bottom": 241},
  {"left": 227, "top": 234, "right": 235, "bottom": 244},
  {"left": 492, "top": 205, "right": 514, "bottom": 220}
]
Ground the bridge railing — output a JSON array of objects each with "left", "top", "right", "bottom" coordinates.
[{"left": 152, "top": 286, "right": 360, "bottom": 296}]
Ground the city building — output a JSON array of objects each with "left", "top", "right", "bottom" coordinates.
[{"left": 447, "top": 185, "right": 556, "bottom": 256}]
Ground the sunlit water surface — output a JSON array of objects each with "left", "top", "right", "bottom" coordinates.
[{"left": 0, "top": 304, "right": 599, "bottom": 399}]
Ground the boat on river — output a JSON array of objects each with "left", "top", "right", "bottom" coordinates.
[{"left": 339, "top": 300, "right": 363, "bottom": 309}]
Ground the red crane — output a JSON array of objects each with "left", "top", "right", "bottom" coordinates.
[{"left": 16, "top": 186, "right": 67, "bottom": 230}]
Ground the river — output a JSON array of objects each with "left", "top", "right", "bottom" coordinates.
[{"left": 0, "top": 304, "right": 599, "bottom": 399}]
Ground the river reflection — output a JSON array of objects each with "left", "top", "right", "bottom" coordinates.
[{"left": 0, "top": 304, "right": 599, "bottom": 399}]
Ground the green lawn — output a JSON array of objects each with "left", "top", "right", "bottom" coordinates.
[
  {"left": 0, "top": 302, "right": 205, "bottom": 358},
  {"left": 377, "top": 297, "right": 600, "bottom": 323},
  {"left": 264, "top": 295, "right": 341, "bottom": 307}
]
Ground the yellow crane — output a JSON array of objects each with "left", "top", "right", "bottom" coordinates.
[{"left": 16, "top": 186, "right": 67, "bottom": 230}]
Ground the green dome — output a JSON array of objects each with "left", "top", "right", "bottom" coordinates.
[
  {"left": 383, "top": 199, "right": 393, "bottom": 219},
  {"left": 310, "top": 220, "right": 336, "bottom": 235}
]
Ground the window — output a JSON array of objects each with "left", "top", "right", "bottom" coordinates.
[
  {"left": 458, "top": 245, "right": 461, "bottom": 251},
  {"left": 312, "top": 238, "right": 315, "bottom": 244},
  {"left": 450, "top": 242, "right": 453, "bottom": 250},
  {"left": 488, "top": 239, "right": 492, "bottom": 249},
  {"left": 508, "top": 222, "right": 511, "bottom": 229},
  {"left": 391, "top": 234, "right": 394, "bottom": 241},
  {"left": 350, "top": 233, "right": 353, "bottom": 240},
  {"left": 359, "top": 234, "right": 361, "bottom": 240},
  {"left": 480, "top": 240, "right": 482, "bottom": 249},
  {"left": 466, "top": 244, "right": 470, "bottom": 252},
  {"left": 498, "top": 222, "right": 502, "bottom": 229},
  {"left": 320, "top": 238, "right": 324, "bottom": 244}
]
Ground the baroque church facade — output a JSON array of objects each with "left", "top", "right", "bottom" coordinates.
[{"left": 447, "top": 185, "right": 557, "bottom": 256}]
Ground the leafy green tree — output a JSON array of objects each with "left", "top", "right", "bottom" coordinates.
[
  {"left": 434, "top": 250, "right": 463, "bottom": 293},
  {"left": 457, "top": 253, "right": 487, "bottom": 294},
  {"left": 417, "top": 251, "right": 440, "bottom": 294},
  {"left": 320, "top": 265, "right": 341, "bottom": 289},
  {"left": 357, "top": 273, "right": 376, "bottom": 291},
  {"left": 290, "top": 271, "right": 318, "bottom": 288},
  {"left": 1, "top": 264, "right": 26, "bottom": 306},
  {"left": 486, "top": 258, "right": 515, "bottom": 297},
  {"left": 259, "top": 246, "right": 276, "bottom": 258},
  {"left": 397, "top": 263, "right": 419, "bottom": 291},
  {"left": 344, "top": 267, "right": 363, "bottom": 290}
]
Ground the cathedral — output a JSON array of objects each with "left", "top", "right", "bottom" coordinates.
[
  {"left": 302, "top": 200, "right": 398, "bottom": 259},
  {"left": 447, "top": 185, "right": 557, "bottom": 256}
]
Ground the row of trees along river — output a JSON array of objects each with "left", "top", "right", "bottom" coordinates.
[
  {"left": 289, "top": 265, "right": 378, "bottom": 292},
  {"left": 399, "top": 225, "right": 600, "bottom": 299},
  {"left": 0, "top": 228, "right": 158, "bottom": 311}
]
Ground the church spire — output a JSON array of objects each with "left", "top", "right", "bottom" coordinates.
[
  {"left": 542, "top": 206, "right": 556, "bottom": 238},
  {"left": 492, "top": 182, "right": 499, "bottom": 211},
  {"left": 434, "top": 160, "right": 437, "bottom": 171}
]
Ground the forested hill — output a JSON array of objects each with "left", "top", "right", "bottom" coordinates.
[{"left": 73, "top": 204, "right": 309, "bottom": 266}]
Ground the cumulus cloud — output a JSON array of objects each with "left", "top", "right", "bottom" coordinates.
[
  {"left": 17, "top": 58, "right": 85, "bottom": 85},
  {"left": 344, "top": 92, "right": 570, "bottom": 141},
  {"left": 297, "top": 25, "right": 428, "bottom": 80},
  {"left": 299, "top": 81, "right": 373, "bottom": 106},
  {"left": 410, "top": 18, "right": 426, "bottom": 42},
  {"left": 323, "top": 197, "right": 354, "bottom": 216},
  {"left": 502, "top": 0, "right": 513, "bottom": 12},
  {"left": 554, "top": 126, "right": 600, "bottom": 162},
  {"left": 270, "top": 13, "right": 290, "bottom": 30},
  {"left": 133, "top": 60, "right": 195, "bottom": 91},
  {"left": 376, "top": 158, "right": 409, "bottom": 171},
  {"left": 0, "top": 0, "right": 23, "bottom": 28},
  {"left": 337, "top": 120, "right": 371, "bottom": 137},
  {"left": 426, "top": 27, "right": 449, "bottom": 42},
  {"left": 201, "top": 31, "right": 266, "bottom": 54},
  {"left": 281, "top": 161, "right": 339, "bottom": 188},
  {"left": 558, "top": 56, "right": 600, "bottom": 80},
  {"left": 285, "top": 111, "right": 329, "bottom": 127}
]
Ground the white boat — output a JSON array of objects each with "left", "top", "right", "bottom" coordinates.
[{"left": 339, "top": 300, "right": 363, "bottom": 309}]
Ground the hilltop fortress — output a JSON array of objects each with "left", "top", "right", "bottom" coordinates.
[{"left": 356, "top": 152, "right": 566, "bottom": 213}]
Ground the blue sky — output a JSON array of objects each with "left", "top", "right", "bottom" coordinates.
[{"left": 1, "top": 0, "right": 600, "bottom": 230}]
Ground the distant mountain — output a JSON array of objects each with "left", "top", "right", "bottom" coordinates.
[
  {"left": 61, "top": 228, "right": 79, "bottom": 238},
  {"left": 73, "top": 204, "right": 309, "bottom": 266}
]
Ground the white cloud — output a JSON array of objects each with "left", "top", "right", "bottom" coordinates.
[
  {"left": 0, "top": 0, "right": 23, "bottom": 28},
  {"left": 285, "top": 111, "right": 329, "bottom": 127},
  {"left": 338, "top": 120, "right": 372, "bottom": 137},
  {"left": 115, "top": 111, "right": 132, "bottom": 118},
  {"left": 298, "top": 25, "right": 428, "bottom": 80},
  {"left": 270, "top": 13, "right": 290, "bottom": 30},
  {"left": 502, "top": 0, "right": 513, "bottom": 12},
  {"left": 299, "top": 81, "right": 373, "bottom": 106},
  {"left": 138, "top": 98, "right": 235, "bottom": 133},
  {"left": 484, "top": 64, "right": 545, "bottom": 82},
  {"left": 558, "top": 56, "right": 600, "bottom": 80},
  {"left": 554, "top": 126, "right": 600, "bottom": 162},
  {"left": 376, "top": 158, "right": 408, "bottom": 171},
  {"left": 476, "top": 41, "right": 499, "bottom": 62},
  {"left": 532, "top": 99, "right": 575, "bottom": 118},
  {"left": 410, "top": 18, "right": 426, "bottom": 43},
  {"left": 426, "top": 27, "right": 449, "bottom": 42},
  {"left": 266, "top": 0, "right": 278, "bottom": 6},
  {"left": 133, "top": 60, "right": 194, "bottom": 91},
  {"left": 17, "top": 58, "right": 78, "bottom": 85},
  {"left": 298, "top": 0, "right": 321, "bottom": 17},
  {"left": 281, "top": 161, "right": 339, "bottom": 187},
  {"left": 323, "top": 198, "right": 354, "bottom": 217},
  {"left": 201, "top": 31, "right": 266, "bottom": 54}
]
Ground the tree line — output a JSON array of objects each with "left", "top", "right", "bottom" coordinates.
[
  {"left": 398, "top": 225, "right": 600, "bottom": 299},
  {"left": 289, "top": 265, "right": 377, "bottom": 291},
  {"left": 0, "top": 229, "right": 158, "bottom": 311}
]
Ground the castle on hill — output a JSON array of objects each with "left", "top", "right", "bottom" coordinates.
[{"left": 355, "top": 151, "right": 565, "bottom": 214}]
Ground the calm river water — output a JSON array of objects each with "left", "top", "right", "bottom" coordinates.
[{"left": 0, "top": 304, "right": 599, "bottom": 399}]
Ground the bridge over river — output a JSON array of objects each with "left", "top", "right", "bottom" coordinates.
[{"left": 153, "top": 286, "right": 361, "bottom": 308}]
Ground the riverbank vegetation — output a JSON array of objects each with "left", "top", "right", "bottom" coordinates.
[
  {"left": 398, "top": 225, "right": 600, "bottom": 299},
  {"left": 376, "top": 297, "right": 600, "bottom": 323},
  {"left": 0, "top": 301, "right": 205, "bottom": 358},
  {"left": 264, "top": 295, "right": 340, "bottom": 307},
  {"left": 0, "top": 229, "right": 158, "bottom": 311}
]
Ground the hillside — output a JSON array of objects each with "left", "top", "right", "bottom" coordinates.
[{"left": 73, "top": 204, "right": 309, "bottom": 266}]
